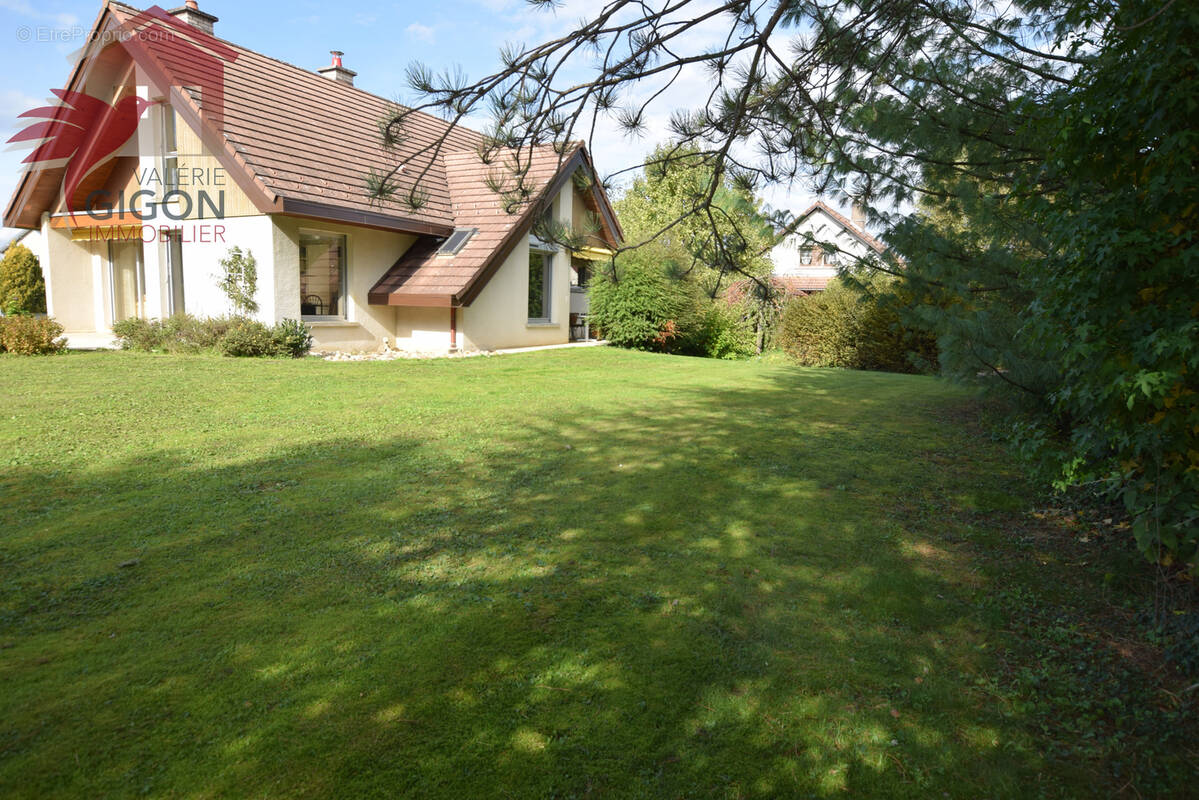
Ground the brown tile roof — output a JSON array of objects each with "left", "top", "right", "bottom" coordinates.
[
  {"left": 725, "top": 276, "right": 829, "bottom": 304},
  {"left": 106, "top": 1, "right": 486, "bottom": 234},
  {"left": 777, "top": 276, "right": 832, "bottom": 292},
  {"left": 369, "top": 143, "right": 589, "bottom": 306}
]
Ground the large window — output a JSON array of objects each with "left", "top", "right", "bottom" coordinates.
[
  {"left": 300, "top": 232, "right": 347, "bottom": 319},
  {"left": 109, "top": 240, "right": 145, "bottom": 323},
  {"left": 528, "top": 249, "right": 552, "bottom": 322}
]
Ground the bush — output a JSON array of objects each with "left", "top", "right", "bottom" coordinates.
[
  {"left": 588, "top": 255, "right": 695, "bottom": 351},
  {"left": 271, "top": 318, "right": 313, "bottom": 358},
  {"left": 0, "top": 244, "right": 46, "bottom": 315},
  {"left": 110, "top": 314, "right": 309, "bottom": 358},
  {"left": 179, "top": 316, "right": 237, "bottom": 350},
  {"left": 777, "top": 278, "right": 937, "bottom": 373},
  {"left": 218, "top": 320, "right": 276, "bottom": 357},
  {"left": 112, "top": 317, "right": 167, "bottom": 351},
  {"left": 0, "top": 315, "right": 65, "bottom": 355},
  {"left": 688, "top": 302, "right": 756, "bottom": 359}
]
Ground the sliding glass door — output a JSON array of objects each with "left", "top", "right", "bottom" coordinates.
[{"left": 109, "top": 241, "right": 145, "bottom": 323}]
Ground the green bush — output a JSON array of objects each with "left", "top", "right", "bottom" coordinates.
[
  {"left": 179, "top": 316, "right": 237, "bottom": 350},
  {"left": 689, "top": 302, "right": 756, "bottom": 359},
  {"left": 587, "top": 255, "right": 695, "bottom": 351},
  {"left": 0, "top": 315, "right": 65, "bottom": 355},
  {"left": 0, "top": 244, "right": 46, "bottom": 315},
  {"left": 271, "top": 318, "right": 313, "bottom": 358},
  {"left": 111, "top": 314, "right": 292, "bottom": 356},
  {"left": 218, "top": 320, "right": 276, "bottom": 358},
  {"left": 777, "top": 279, "right": 937, "bottom": 373},
  {"left": 112, "top": 317, "right": 166, "bottom": 351}
]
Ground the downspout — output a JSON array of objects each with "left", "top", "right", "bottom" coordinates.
[{"left": 449, "top": 306, "right": 458, "bottom": 351}]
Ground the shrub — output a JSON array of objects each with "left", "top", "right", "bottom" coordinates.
[
  {"left": 180, "top": 316, "right": 237, "bottom": 350},
  {"left": 0, "top": 244, "right": 46, "bottom": 315},
  {"left": 270, "top": 319, "right": 313, "bottom": 358},
  {"left": 0, "top": 315, "right": 65, "bottom": 355},
  {"left": 218, "top": 319, "right": 275, "bottom": 357},
  {"left": 689, "top": 301, "right": 756, "bottom": 359},
  {"left": 112, "top": 317, "right": 167, "bottom": 351},
  {"left": 778, "top": 278, "right": 937, "bottom": 373},
  {"left": 588, "top": 255, "right": 695, "bottom": 351},
  {"left": 112, "top": 315, "right": 243, "bottom": 353}
]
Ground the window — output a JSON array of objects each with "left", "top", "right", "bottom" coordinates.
[
  {"left": 528, "top": 249, "right": 552, "bottom": 322},
  {"left": 438, "top": 227, "right": 476, "bottom": 256},
  {"left": 823, "top": 248, "right": 840, "bottom": 266},
  {"left": 109, "top": 240, "right": 145, "bottom": 323},
  {"left": 799, "top": 247, "right": 813, "bottom": 265},
  {"left": 300, "top": 232, "right": 347, "bottom": 319},
  {"left": 166, "top": 231, "right": 185, "bottom": 316},
  {"left": 570, "top": 258, "right": 590, "bottom": 291},
  {"left": 162, "top": 105, "right": 179, "bottom": 194}
]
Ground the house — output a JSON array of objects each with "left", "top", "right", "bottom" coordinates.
[
  {"left": 770, "top": 201, "right": 885, "bottom": 294},
  {"left": 3, "top": 1, "right": 621, "bottom": 352},
  {"left": 2, "top": 229, "right": 43, "bottom": 261}
]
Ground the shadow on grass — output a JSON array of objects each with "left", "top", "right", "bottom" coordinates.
[{"left": 0, "top": 367, "right": 1041, "bottom": 798}]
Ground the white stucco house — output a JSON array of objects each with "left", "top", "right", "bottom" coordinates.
[
  {"left": 770, "top": 201, "right": 886, "bottom": 293},
  {"left": 3, "top": 1, "right": 621, "bottom": 352}
]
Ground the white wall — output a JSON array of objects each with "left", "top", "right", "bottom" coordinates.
[
  {"left": 177, "top": 215, "right": 276, "bottom": 321},
  {"left": 460, "top": 184, "right": 573, "bottom": 352},
  {"left": 395, "top": 306, "right": 452, "bottom": 353},
  {"left": 771, "top": 208, "right": 875, "bottom": 279},
  {"left": 39, "top": 220, "right": 97, "bottom": 332},
  {"left": 271, "top": 216, "right": 411, "bottom": 351}
]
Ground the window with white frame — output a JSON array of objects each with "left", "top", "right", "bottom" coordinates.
[
  {"left": 799, "top": 247, "right": 813, "bottom": 265},
  {"left": 300, "top": 231, "right": 347, "bottom": 319},
  {"left": 528, "top": 247, "right": 553, "bottom": 322}
]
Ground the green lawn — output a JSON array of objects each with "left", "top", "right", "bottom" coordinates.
[{"left": 0, "top": 348, "right": 1192, "bottom": 798}]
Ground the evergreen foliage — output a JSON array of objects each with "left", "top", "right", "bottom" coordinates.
[{"left": 0, "top": 243, "right": 46, "bottom": 315}]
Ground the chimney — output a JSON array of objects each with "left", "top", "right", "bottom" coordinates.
[
  {"left": 168, "top": 1, "right": 218, "bottom": 35},
  {"left": 851, "top": 202, "right": 868, "bottom": 231},
  {"left": 318, "top": 51, "right": 357, "bottom": 87}
]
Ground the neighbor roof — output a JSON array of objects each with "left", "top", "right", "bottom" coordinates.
[
  {"left": 795, "top": 201, "right": 887, "bottom": 254},
  {"left": 4, "top": 1, "right": 621, "bottom": 306}
]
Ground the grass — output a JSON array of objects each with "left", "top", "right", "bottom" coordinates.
[{"left": 0, "top": 347, "right": 1193, "bottom": 798}]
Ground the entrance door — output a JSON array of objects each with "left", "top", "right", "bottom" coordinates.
[{"left": 109, "top": 240, "right": 145, "bottom": 323}]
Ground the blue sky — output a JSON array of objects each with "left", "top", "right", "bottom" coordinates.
[{"left": 0, "top": 0, "right": 815, "bottom": 244}]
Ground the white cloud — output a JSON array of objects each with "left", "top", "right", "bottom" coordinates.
[
  {"left": 405, "top": 23, "right": 435, "bottom": 43},
  {"left": 0, "top": 88, "right": 43, "bottom": 132},
  {"left": 0, "top": 0, "right": 78, "bottom": 27}
]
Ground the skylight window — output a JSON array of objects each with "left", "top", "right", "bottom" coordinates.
[{"left": 437, "top": 228, "right": 477, "bottom": 256}]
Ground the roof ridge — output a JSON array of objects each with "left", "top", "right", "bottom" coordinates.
[
  {"left": 108, "top": 1, "right": 489, "bottom": 144},
  {"left": 798, "top": 200, "right": 886, "bottom": 253}
]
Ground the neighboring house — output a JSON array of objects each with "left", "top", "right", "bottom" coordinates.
[
  {"left": 770, "top": 201, "right": 886, "bottom": 294},
  {"left": 3, "top": 1, "right": 621, "bottom": 352}
]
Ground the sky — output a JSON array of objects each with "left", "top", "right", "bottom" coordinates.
[{"left": 0, "top": 0, "right": 819, "bottom": 246}]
